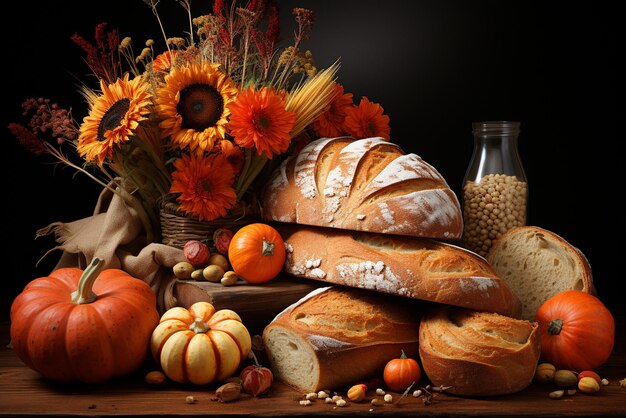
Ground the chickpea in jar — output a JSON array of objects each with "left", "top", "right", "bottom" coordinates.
[{"left": 462, "top": 173, "right": 527, "bottom": 257}]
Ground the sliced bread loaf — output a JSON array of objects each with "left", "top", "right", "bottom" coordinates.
[
  {"left": 263, "top": 286, "right": 421, "bottom": 392},
  {"left": 486, "top": 226, "right": 593, "bottom": 320}
]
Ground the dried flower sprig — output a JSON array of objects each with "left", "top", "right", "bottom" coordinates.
[{"left": 71, "top": 23, "right": 121, "bottom": 83}]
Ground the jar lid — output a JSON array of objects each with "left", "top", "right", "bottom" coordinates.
[{"left": 472, "top": 121, "right": 520, "bottom": 136}]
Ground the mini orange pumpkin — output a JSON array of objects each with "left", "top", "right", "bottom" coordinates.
[
  {"left": 535, "top": 290, "right": 614, "bottom": 372},
  {"left": 10, "top": 258, "right": 159, "bottom": 383},
  {"left": 150, "top": 301, "right": 251, "bottom": 384},
  {"left": 383, "top": 350, "right": 422, "bottom": 391},
  {"left": 228, "top": 223, "right": 286, "bottom": 284}
]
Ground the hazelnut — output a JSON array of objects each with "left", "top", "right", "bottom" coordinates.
[
  {"left": 215, "top": 382, "right": 241, "bottom": 402},
  {"left": 554, "top": 370, "right": 578, "bottom": 387},
  {"left": 534, "top": 363, "right": 556, "bottom": 384},
  {"left": 144, "top": 370, "right": 167, "bottom": 385}
]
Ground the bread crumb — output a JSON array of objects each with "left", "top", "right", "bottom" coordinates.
[
  {"left": 290, "top": 264, "right": 307, "bottom": 275},
  {"left": 310, "top": 268, "right": 326, "bottom": 278},
  {"left": 305, "top": 259, "right": 321, "bottom": 269},
  {"left": 284, "top": 242, "right": 293, "bottom": 253},
  {"left": 356, "top": 214, "right": 366, "bottom": 220}
]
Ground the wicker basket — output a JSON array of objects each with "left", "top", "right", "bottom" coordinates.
[{"left": 159, "top": 200, "right": 261, "bottom": 249}]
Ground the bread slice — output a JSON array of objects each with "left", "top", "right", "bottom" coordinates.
[{"left": 486, "top": 226, "right": 593, "bottom": 320}]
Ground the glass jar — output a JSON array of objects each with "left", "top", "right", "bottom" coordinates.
[{"left": 461, "top": 121, "right": 528, "bottom": 257}]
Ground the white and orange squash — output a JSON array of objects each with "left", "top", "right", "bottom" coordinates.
[{"left": 150, "top": 301, "right": 251, "bottom": 384}]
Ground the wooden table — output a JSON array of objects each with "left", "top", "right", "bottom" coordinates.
[{"left": 1, "top": 321, "right": 625, "bottom": 417}]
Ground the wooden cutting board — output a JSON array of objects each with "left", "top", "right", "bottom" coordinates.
[{"left": 172, "top": 274, "right": 325, "bottom": 333}]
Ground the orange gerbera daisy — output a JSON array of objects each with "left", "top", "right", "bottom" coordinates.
[
  {"left": 77, "top": 74, "right": 151, "bottom": 165},
  {"left": 312, "top": 83, "right": 353, "bottom": 138},
  {"left": 219, "top": 139, "right": 245, "bottom": 175},
  {"left": 152, "top": 50, "right": 177, "bottom": 73},
  {"left": 156, "top": 61, "right": 238, "bottom": 155},
  {"left": 228, "top": 86, "right": 295, "bottom": 159},
  {"left": 169, "top": 153, "right": 237, "bottom": 221},
  {"left": 343, "top": 97, "right": 391, "bottom": 140}
]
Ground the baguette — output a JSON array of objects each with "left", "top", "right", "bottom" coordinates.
[
  {"left": 262, "top": 137, "right": 463, "bottom": 239},
  {"left": 277, "top": 224, "right": 521, "bottom": 317},
  {"left": 419, "top": 306, "right": 540, "bottom": 396},
  {"left": 263, "top": 286, "right": 421, "bottom": 392},
  {"left": 486, "top": 226, "right": 594, "bottom": 320}
]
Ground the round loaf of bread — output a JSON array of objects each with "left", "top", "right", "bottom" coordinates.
[
  {"left": 419, "top": 306, "right": 540, "bottom": 397},
  {"left": 262, "top": 137, "right": 463, "bottom": 239}
]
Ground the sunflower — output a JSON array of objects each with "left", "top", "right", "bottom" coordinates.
[
  {"left": 312, "top": 83, "right": 353, "bottom": 138},
  {"left": 156, "top": 61, "right": 238, "bottom": 155},
  {"left": 169, "top": 153, "right": 237, "bottom": 221},
  {"left": 219, "top": 139, "right": 245, "bottom": 175},
  {"left": 343, "top": 97, "right": 391, "bottom": 140},
  {"left": 228, "top": 86, "right": 295, "bottom": 159},
  {"left": 77, "top": 74, "right": 152, "bottom": 165}
]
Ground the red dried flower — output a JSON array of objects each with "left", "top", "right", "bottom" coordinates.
[{"left": 8, "top": 123, "right": 47, "bottom": 155}]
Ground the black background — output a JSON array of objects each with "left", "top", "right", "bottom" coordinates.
[{"left": 2, "top": 1, "right": 620, "bottom": 320}]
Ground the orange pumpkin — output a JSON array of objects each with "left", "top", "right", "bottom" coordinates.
[
  {"left": 150, "top": 301, "right": 251, "bottom": 384},
  {"left": 535, "top": 290, "right": 615, "bottom": 372},
  {"left": 10, "top": 258, "right": 159, "bottom": 383},
  {"left": 228, "top": 223, "right": 286, "bottom": 284},
  {"left": 383, "top": 350, "right": 422, "bottom": 391}
]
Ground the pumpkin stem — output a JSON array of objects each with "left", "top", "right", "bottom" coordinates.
[
  {"left": 547, "top": 319, "right": 563, "bottom": 335},
  {"left": 189, "top": 318, "right": 210, "bottom": 334},
  {"left": 261, "top": 239, "right": 275, "bottom": 256},
  {"left": 400, "top": 349, "right": 407, "bottom": 359},
  {"left": 70, "top": 257, "right": 105, "bottom": 305}
]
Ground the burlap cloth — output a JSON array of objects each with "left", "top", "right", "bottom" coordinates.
[{"left": 36, "top": 182, "right": 183, "bottom": 313}]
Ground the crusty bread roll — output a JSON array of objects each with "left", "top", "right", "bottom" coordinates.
[
  {"left": 419, "top": 306, "right": 540, "bottom": 396},
  {"left": 486, "top": 226, "right": 594, "bottom": 320},
  {"left": 277, "top": 224, "right": 521, "bottom": 317},
  {"left": 263, "top": 286, "right": 421, "bottom": 393},
  {"left": 262, "top": 136, "right": 463, "bottom": 240}
]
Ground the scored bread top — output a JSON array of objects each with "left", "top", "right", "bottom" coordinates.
[
  {"left": 269, "top": 286, "right": 421, "bottom": 349},
  {"left": 278, "top": 224, "right": 521, "bottom": 317},
  {"left": 418, "top": 306, "right": 540, "bottom": 396},
  {"left": 420, "top": 307, "right": 538, "bottom": 359},
  {"left": 262, "top": 137, "right": 463, "bottom": 239}
]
